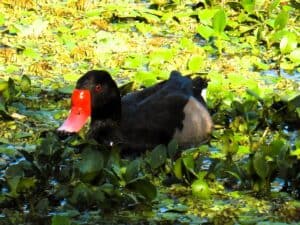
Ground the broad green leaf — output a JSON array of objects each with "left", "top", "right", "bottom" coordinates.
[
  {"left": 167, "top": 139, "right": 178, "bottom": 159},
  {"left": 290, "top": 148, "right": 300, "bottom": 159},
  {"left": 20, "top": 75, "right": 31, "bottom": 92},
  {"left": 127, "top": 179, "right": 157, "bottom": 200},
  {"left": 188, "top": 55, "right": 204, "bottom": 72},
  {"left": 182, "top": 155, "right": 195, "bottom": 174},
  {"left": 124, "top": 159, "right": 141, "bottom": 183},
  {"left": 0, "top": 13, "right": 4, "bottom": 26},
  {"left": 198, "top": 9, "right": 218, "bottom": 24},
  {"left": 51, "top": 215, "right": 71, "bottom": 225},
  {"left": 197, "top": 25, "right": 214, "bottom": 40},
  {"left": 269, "top": 0, "right": 280, "bottom": 12},
  {"left": 0, "top": 80, "right": 8, "bottom": 92},
  {"left": 280, "top": 33, "right": 297, "bottom": 54},
  {"left": 274, "top": 10, "right": 289, "bottom": 30},
  {"left": 23, "top": 48, "right": 40, "bottom": 59},
  {"left": 16, "top": 177, "right": 37, "bottom": 193},
  {"left": 289, "top": 48, "right": 300, "bottom": 63},
  {"left": 191, "top": 179, "right": 211, "bottom": 199},
  {"left": 149, "top": 144, "right": 167, "bottom": 170},
  {"left": 253, "top": 152, "right": 269, "bottom": 179},
  {"left": 212, "top": 9, "right": 226, "bottom": 35},
  {"left": 77, "top": 148, "right": 104, "bottom": 182},
  {"left": 241, "top": 0, "right": 255, "bottom": 13},
  {"left": 58, "top": 85, "right": 74, "bottom": 94},
  {"left": 173, "top": 158, "right": 183, "bottom": 179}
]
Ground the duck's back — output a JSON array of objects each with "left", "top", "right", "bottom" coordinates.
[{"left": 120, "top": 71, "right": 212, "bottom": 150}]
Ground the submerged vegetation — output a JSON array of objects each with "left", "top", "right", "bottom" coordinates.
[{"left": 0, "top": 0, "right": 300, "bottom": 224}]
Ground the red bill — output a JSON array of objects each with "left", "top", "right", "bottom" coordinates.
[{"left": 58, "top": 89, "right": 91, "bottom": 133}]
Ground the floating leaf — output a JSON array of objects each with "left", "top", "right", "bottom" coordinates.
[
  {"left": 23, "top": 48, "right": 40, "bottom": 59},
  {"left": 274, "top": 10, "right": 289, "bottom": 30},
  {"left": 253, "top": 152, "right": 269, "bottom": 180},
  {"left": 124, "top": 159, "right": 141, "bottom": 183},
  {"left": 149, "top": 144, "right": 167, "bottom": 170},
  {"left": 51, "top": 215, "right": 71, "bottom": 225},
  {"left": 280, "top": 33, "right": 297, "bottom": 54},
  {"left": 241, "top": 0, "right": 255, "bottom": 13},
  {"left": 167, "top": 139, "right": 178, "bottom": 159},
  {"left": 173, "top": 158, "right": 182, "bottom": 179},
  {"left": 212, "top": 9, "right": 226, "bottom": 35},
  {"left": 289, "top": 48, "right": 300, "bottom": 63},
  {"left": 197, "top": 25, "right": 214, "bottom": 40},
  {"left": 20, "top": 75, "right": 31, "bottom": 92},
  {"left": 191, "top": 179, "right": 211, "bottom": 199},
  {"left": 77, "top": 148, "right": 104, "bottom": 182},
  {"left": 0, "top": 13, "right": 4, "bottom": 26},
  {"left": 188, "top": 55, "right": 204, "bottom": 72},
  {"left": 127, "top": 179, "right": 157, "bottom": 200}
]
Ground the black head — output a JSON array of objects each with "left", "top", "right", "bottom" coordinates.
[{"left": 76, "top": 70, "right": 121, "bottom": 122}]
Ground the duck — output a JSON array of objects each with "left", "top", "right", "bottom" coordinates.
[{"left": 58, "top": 70, "right": 213, "bottom": 151}]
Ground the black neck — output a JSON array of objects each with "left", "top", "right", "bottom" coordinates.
[{"left": 91, "top": 96, "right": 121, "bottom": 124}]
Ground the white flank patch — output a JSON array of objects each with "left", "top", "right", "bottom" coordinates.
[{"left": 173, "top": 97, "right": 213, "bottom": 146}]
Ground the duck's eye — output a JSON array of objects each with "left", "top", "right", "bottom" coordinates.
[{"left": 95, "top": 84, "right": 102, "bottom": 92}]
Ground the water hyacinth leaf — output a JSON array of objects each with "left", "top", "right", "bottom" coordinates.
[
  {"left": 23, "top": 47, "right": 40, "bottom": 59},
  {"left": 197, "top": 25, "right": 214, "bottom": 40},
  {"left": 241, "top": 0, "right": 255, "bottom": 13},
  {"left": 69, "top": 182, "right": 92, "bottom": 205},
  {"left": 6, "top": 176, "right": 21, "bottom": 197},
  {"left": 78, "top": 148, "right": 104, "bottom": 182},
  {"left": 127, "top": 179, "right": 157, "bottom": 200},
  {"left": 20, "top": 75, "right": 31, "bottom": 92},
  {"left": 182, "top": 155, "right": 195, "bottom": 174},
  {"left": 124, "top": 159, "right": 141, "bottom": 183},
  {"left": 289, "top": 48, "right": 300, "bottom": 63},
  {"left": 198, "top": 9, "right": 218, "bottom": 24},
  {"left": 188, "top": 55, "right": 204, "bottom": 72},
  {"left": 253, "top": 152, "right": 269, "bottom": 179},
  {"left": 16, "top": 177, "right": 37, "bottom": 193},
  {"left": 191, "top": 179, "right": 211, "bottom": 199},
  {"left": 51, "top": 215, "right": 71, "bottom": 225},
  {"left": 0, "top": 13, "right": 4, "bottom": 25},
  {"left": 167, "top": 139, "right": 178, "bottom": 159},
  {"left": 269, "top": 0, "right": 280, "bottom": 12},
  {"left": 0, "top": 79, "right": 8, "bottom": 92},
  {"left": 58, "top": 85, "right": 74, "bottom": 94},
  {"left": 173, "top": 158, "right": 183, "bottom": 179},
  {"left": 274, "top": 10, "right": 288, "bottom": 30},
  {"left": 149, "top": 144, "right": 167, "bottom": 170},
  {"left": 212, "top": 9, "right": 226, "bottom": 35},
  {"left": 280, "top": 33, "right": 297, "bottom": 54}
]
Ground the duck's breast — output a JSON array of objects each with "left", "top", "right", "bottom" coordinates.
[{"left": 172, "top": 96, "right": 213, "bottom": 147}]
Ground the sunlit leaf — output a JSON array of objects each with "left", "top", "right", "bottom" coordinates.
[
  {"left": 173, "top": 158, "right": 182, "bottom": 179},
  {"left": 191, "top": 179, "right": 211, "bottom": 199},
  {"left": 289, "top": 48, "right": 300, "bottom": 63},
  {"left": 274, "top": 10, "right": 289, "bottom": 30},
  {"left": 23, "top": 48, "right": 40, "bottom": 59},
  {"left": 241, "top": 0, "right": 255, "bottom": 13},
  {"left": 188, "top": 55, "right": 204, "bottom": 72},
  {"left": 280, "top": 33, "right": 297, "bottom": 54},
  {"left": 197, "top": 25, "right": 214, "bottom": 40},
  {"left": 20, "top": 75, "right": 31, "bottom": 92},
  {"left": 212, "top": 9, "right": 226, "bottom": 35},
  {"left": 0, "top": 13, "right": 5, "bottom": 26}
]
